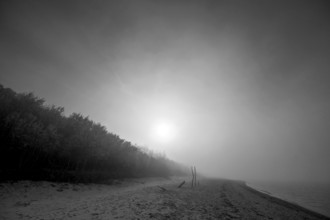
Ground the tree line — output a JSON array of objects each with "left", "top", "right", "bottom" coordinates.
[{"left": 0, "top": 84, "right": 187, "bottom": 182}]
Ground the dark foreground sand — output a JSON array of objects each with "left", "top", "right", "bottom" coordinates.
[{"left": 0, "top": 177, "right": 329, "bottom": 220}]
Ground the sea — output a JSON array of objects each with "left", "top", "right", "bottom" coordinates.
[{"left": 247, "top": 181, "right": 330, "bottom": 217}]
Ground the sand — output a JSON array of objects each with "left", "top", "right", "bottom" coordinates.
[{"left": 0, "top": 177, "right": 329, "bottom": 220}]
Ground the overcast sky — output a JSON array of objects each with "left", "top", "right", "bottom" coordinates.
[{"left": 1, "top": 0, "right": 330, "bottom": 182}]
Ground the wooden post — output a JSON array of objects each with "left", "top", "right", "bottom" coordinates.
[
  {"left": 194, "top": 166, "right": 197, "bottom": 187},
  {"left": 191, "top": 166, "right": 194, "bottom": 188},
  {"left": 191, "top": 166, "right": 197, "bottom": 188}
]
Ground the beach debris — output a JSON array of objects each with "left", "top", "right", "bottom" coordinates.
[
  {"left": 178, "top": 180, "right": 186, "bottom": 188},
  {"left": 157, "top": 186, "right": 167, "bottom": 191},
  {"left": 15, "top": 201, "right": 31, "bottom": 207}
]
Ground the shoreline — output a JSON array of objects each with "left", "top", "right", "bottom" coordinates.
[
  {"left": 242, "top": 181, "right": 330, "bottom": 219},
  {"left": 1, "top": 177, "right": 329, "bottom": 219}
]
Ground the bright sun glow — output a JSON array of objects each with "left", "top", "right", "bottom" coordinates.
[{"left": 151, "top": 120, "right": 176, "bottom": 143}]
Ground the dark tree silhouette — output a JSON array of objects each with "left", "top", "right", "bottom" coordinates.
[{"left": 0, "top": 84, "right": 187, "bottom": 183}]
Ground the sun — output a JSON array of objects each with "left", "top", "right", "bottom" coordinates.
[{"left": 151, "top": 120, "right": 176, "bottom": 143}]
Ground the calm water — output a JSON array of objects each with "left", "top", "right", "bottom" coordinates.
[{"left": 247, "top": 181, "right": 330, "bottom": 217}]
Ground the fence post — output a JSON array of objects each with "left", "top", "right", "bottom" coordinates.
[
  {"left": 191, "top": 166, "right": 194, "bottom": 188},
  {"left": 194, "top": 166, "right": 197, "bottom": 187}
]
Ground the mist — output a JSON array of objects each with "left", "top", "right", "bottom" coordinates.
[{"left": 1, "top": 0, "right": 330, "bottom": 183}]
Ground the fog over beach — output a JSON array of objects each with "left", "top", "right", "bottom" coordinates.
[
  {"left": 1, "top": 0, "right": 330, "bottom": 219},
  {"left": 2, "top": 0, "right": 330, "bottom": 183}
]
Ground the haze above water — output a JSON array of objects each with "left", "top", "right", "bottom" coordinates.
[{"left": 1, "top": 0, "right": 330, "bottom": 183}]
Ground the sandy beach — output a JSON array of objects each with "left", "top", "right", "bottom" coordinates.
[{"left": 0, "top": 177, "right": 329, "bottom": 220}]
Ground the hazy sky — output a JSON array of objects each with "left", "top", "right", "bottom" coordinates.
[{"left": 1, "top": 0, "right": 330, "bottom": 182}]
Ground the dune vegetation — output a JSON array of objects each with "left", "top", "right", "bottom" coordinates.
[{"left": 0, "top": 84, "right": 186, "bottom": 183}]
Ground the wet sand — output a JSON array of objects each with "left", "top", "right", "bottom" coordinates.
[{"left": 0, "top": 177, "right": 329, "bottom": 219}]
